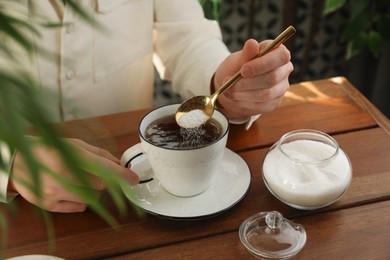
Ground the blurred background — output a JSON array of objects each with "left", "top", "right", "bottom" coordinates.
[{"left": 154, "top": 0, "right": 390, "bottom": 119}]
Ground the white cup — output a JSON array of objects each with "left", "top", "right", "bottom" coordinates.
[{"left": 120, "top": 104, "right": 229, "bottom": 197}]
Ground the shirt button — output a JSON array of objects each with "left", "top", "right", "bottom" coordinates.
[
  {"left": 66, "top": 23, "right": 75, "bottom": 33},
  {"left": 65, "top": 70, "right": 75, "bottom": 80}
]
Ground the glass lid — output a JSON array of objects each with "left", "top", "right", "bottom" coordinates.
[{"left": 239, "top": 211, "right": 306, "bottom": 259}]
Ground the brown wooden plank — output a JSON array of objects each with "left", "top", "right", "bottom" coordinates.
[
  {"left": 80, "top": 80, "right": 376, "bottom": 156},
  {"left": 340, "top": 77, "right": 390, "bottom": 135},
  {"left": 227, "top": 78, "right": 376, "bottom": 152},
  {"left": 53, "top": 108, "right": 150, "bottom": 140},
  {"left": 3, "top": 78, "right": 388, "bottom": 259},
  {"left": 106, "top": 200, "right": 390, "bottom": 260},
  {"left": 3, "top": 128, "right": 390, "bottom": 259},
  {"left": 228, "top": 96, "right": 375, "bottom": 152},
  {"left": 45, "top": 78, "right": 379, "bottom": 154}
]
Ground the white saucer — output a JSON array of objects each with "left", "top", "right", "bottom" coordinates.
[{"left": 122, "top": 148, "right": 252, "bottom": 219}]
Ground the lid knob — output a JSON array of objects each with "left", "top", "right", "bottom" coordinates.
[{"left": 265, "top": 211, "right": 284, "bottom": 230}]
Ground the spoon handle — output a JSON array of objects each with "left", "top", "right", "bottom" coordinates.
[{"left": 211, "top": 25, "right": 296, "bottom": 102}]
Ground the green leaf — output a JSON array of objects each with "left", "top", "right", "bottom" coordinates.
[
  {"left": 0, "top": 0, "right": 139, "bottom": 241},
  {"left": 346, "top": 32, "right": 368, "bottom": 59},
  {"left": 64, "top": 0, "right": 95, "bottom": 25},
  {"left": 199, "top": 0, "right": 222, "bottom": 21},
  {"left": 368, "top": 30, "right": 383, "bottom": 57},
  {"left": 350, "top": 0, "right": 370, "bottom": 19},
  {"left": 0, "top": 13, "right": 35, "bottom": 55},
  {"left": 341, "top": 13, "right": 370, "bottom": 41},
  {"left": 323, "top": 0, "right": 347, "bottom": 15}
]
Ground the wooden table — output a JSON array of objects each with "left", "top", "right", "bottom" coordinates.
[{"left": 1, "top": 77, "right": 390, "bottom": 259}]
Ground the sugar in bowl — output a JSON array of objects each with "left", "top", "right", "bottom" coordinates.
[{"left": 262, "top": 129, "right": 352, "bottom": 210}]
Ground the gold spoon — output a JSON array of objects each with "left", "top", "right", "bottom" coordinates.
[{"left": 176, "top": 25, "right": 296, "bottom": 128}]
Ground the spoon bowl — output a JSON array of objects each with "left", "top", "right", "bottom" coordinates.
[
  {"left": 176, "top": 25, "right": 296, "bottom": 128},
  {"left": 175, "top": 96, "right": 214, "bottom": 128}
]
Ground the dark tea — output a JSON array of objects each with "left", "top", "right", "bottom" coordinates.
[{"left": 144, "top": 114, "right": 222, "bottom": 149}]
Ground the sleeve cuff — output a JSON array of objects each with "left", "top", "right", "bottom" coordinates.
[{"left": 229, "top": 114, "right": 261, "bottom": 130}]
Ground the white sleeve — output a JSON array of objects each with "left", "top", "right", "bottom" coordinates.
[
  {"left": 153, "top": 0, "right": 230, "bottom": 99},
  {"left": 152, "top": 1, "right": 261, "bottom": 129},
  {"left": 0, "top": 142, "right": 18, "bottom": 203},
  {"left": 229, "top": 115, "right": 262, "bottom": 130}
]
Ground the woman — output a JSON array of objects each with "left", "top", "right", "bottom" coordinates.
[{"left": 0, "top": 0, "right": 293, "bottom": 212}]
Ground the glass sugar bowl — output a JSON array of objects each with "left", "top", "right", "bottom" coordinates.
[{"left": 262, "top": 129, "right": 352, "bottom": 210}]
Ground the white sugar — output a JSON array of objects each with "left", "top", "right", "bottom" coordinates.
[
  {"left": 178, "top": 109, "right": 209, "bottom": 129},
  {"left": 263, "top": 140, "right": 351, "bottom": 208}
]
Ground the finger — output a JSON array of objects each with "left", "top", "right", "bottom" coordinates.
[
  {"left": 67, "top": 139, "right": 139, "bottom": 186},
  {"left": 81, "top": 174, "right": 107, "bottom": 191},
  {"left": 81, "top": 150, "right": 140, "bottom": 185},
  {"left": 221, "top": 39, "right": 260, "bottom": 77},
  {"left": 218, "top": 79, "right": 288, "bottom": 116},
  {"left": 223, "top": 97, "right": 284, "bottom": 116},
  {"left": 27, "top": 185, "right": 90, "bottom": 212},
  {"left": 68, "top": 138, "right": 120, "bottom": 164},
  {"left": 228, "top": 62, "right": 293, "bottom": 93},
  {"left": 241, "top": 43, "right": 291, "bottom": 78},
  {"left": 50, "top": 201, "right": 88, "bottom": 213},
  {"left": 228, "top": 82, "right": 287, "bottom": 103},
  {"left": 239, "top": 39, "right": 260, "bottom": 64}
]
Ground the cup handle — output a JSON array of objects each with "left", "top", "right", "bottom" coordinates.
[{"left": 120, "top": 143, "right": 154, "bottom": 184}]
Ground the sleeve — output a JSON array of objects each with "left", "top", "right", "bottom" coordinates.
[
  {"left": 0, "top": 142, "right": 18, "bottom": 203},
  {"left": 152, "top": 0, "right": 230, "bottom": 99}
]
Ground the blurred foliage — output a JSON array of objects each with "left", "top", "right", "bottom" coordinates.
[
  {"left": 324, "top": 0, "right": 390, "bottom": 59},
  {"left": 199, "top": 0, "right": 222, "bottom": 21},
  {"left": 199, "top": 0, "right": 390, "bottom": 60},
  {"left": 0, "top": 0, "right": 130, "bottom": 244}
]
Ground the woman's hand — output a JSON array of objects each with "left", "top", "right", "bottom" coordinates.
[
  {"left": 9, "top": 137, "right": 139, "bottom": 213},
  {"left": 213, "top": 39, "right": 293, "bottom": 120}
]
